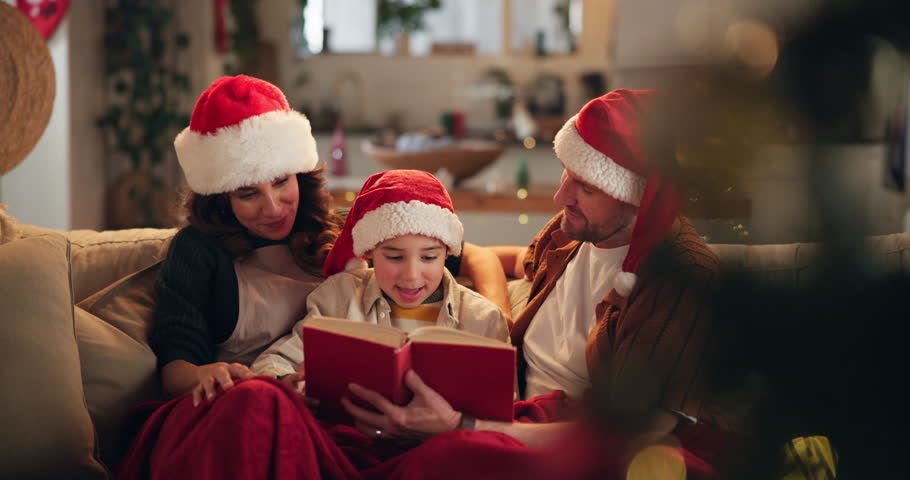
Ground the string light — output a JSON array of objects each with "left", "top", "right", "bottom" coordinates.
[
  {"left": 518, "top": 214, "right": 528, "bottom": 224},
  {"left": 724, "top": 20, "right": 780, "bottom": 76},
  {"left": 516, "top": 188, "right": 528, "bottom": 199},
  {"left": 345, "top": 191, "right": 355, "bottom": 202},
  {"left": 522, "top": 137, "right": 536, "bottom": 149}
]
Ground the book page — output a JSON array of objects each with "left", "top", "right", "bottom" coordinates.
[
  {"left": 304, "top": 316, "right": 407, "bottom": 348},
  {"left": 408, "top": 326, "right": 512, "bottom": 349}
]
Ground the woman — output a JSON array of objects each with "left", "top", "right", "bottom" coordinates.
[
  {"left": 118, "top": 75, "right": 515, "bottom": 479},
  {"left": 149, "top": 75, "right": 341, "bottom": 406}
]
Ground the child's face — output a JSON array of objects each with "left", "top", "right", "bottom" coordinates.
[{"left": 367, "top": 234, "right": 447, "bottom": 308}]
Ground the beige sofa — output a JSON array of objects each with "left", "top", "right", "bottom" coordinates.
[{"left": 2, "top": 204, "right": 909, "bottom": 479}]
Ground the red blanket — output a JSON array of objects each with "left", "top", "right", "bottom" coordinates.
[{"left": 116, "top": 377, "right": 723, "bottom": 480}]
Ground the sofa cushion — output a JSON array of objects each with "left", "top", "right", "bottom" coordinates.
[
  {"left": 68, "top": 228, "right": 175, "bottom": 304},
  {"left": 74, "top": 305, "right": 160, "bottom": 467},
  {"left": 710, "top": 231, "right": 910, "bottom": 289},
  {"left": 0, "top": 234, "right": 107, "bottom": 479},
  {"left": 863, "top": 231, "right": 910, "bottom": 273}
]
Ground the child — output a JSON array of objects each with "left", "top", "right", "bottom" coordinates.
[{"left": 252, "top": 169, "right": 509, "bottom": 379}]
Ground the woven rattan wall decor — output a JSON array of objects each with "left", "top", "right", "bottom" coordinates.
[{"left": 0, "top": 2, "right": 55, "bottom": 176}]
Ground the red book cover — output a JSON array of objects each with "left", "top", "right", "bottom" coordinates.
[
  {"left": 410, "top": 342, "right": 515, "bottom": 421},
  {"left": 302, "top": 317, "right": 515, "bottom": 423}
]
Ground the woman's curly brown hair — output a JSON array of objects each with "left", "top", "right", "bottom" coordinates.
[{"left": 183, "top": 168, "right": 343, "bottom": 276}]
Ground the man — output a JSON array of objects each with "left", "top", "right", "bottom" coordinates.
[
  {"left": 342, "top": 90, "right": 730, "bottom": 479},
  {"left": 494, "top": 89, "right": 720, "bottom": 416}
]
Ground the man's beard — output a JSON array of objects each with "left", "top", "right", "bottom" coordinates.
[{"left": 561, "top": 208, "right": 632, "bottom": 245}]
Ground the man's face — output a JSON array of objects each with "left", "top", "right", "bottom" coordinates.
[{"left": 553, "top": 168, "right": 637, "bottom": 248}]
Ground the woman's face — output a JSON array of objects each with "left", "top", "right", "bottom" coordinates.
[
  {"left": 366, "top": 234, "right": 447, "bottom": 308},
  {"left": 228, "top": 175, "right": 299, "bottom": 240}
]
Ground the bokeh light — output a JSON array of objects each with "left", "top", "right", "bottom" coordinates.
[
  {"left": 724, "top": 20, "right": 780, "bottom": 75},
  {"left": 523, "top": 137, "right": 536, "bottom": 149},
  {"left": 627, "top": 445, "right": 686, "bottom": 480},
  {"left": 516, "top": 188, "right": 528, "bottom": 199},
  {"left": 518, "top": 214, "right": 528, "bottom": 224}
]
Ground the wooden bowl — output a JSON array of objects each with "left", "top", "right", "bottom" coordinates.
[{"left": 361, "top": 139, "right": 505, "bottom": 183}]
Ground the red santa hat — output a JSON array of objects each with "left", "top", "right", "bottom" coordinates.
[
  {"left": 553, "top": 89, "right": 682, "bottom": 297},
  {"left": 323, "top": 170, "right": 464, "bottom": 278},
  {"left": 174, "top": 75, "right": 319, "bottom": 195}
]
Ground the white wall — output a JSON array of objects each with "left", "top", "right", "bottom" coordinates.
[
  {"left": 68, "top": 0, "right": 106, "bottom": 229},
  {"left": 0, "top": 16, "right": 71, "bottom": 230},
  {"left": 1, "top": 2, "right": 220, "bottom": 231}
]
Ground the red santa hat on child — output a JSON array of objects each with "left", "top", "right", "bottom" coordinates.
[
  {"left": 174, "top": 75, "right": 319, "bottom": 194},
  {"left": 323, "top": 170, "right": 464, "bottom": 278},
  {"left": 553, "top": 89, "right": 682, "bottom": 297}
]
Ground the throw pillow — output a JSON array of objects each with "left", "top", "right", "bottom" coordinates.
[
  {"left": 78, "top": 262, "right": 161, "bottom": 346},
  {"left": 74, "top": 306, "right": 161, "bottom": 467},
  {"left": 0, "top": 203, "right": 20, "bottom": 244}
]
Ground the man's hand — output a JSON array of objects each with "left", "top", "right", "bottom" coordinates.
[
  {"left": 191, "top": 362, "right": 255, "bottom": 406},
  {"left": 341, "top": 370, "right": 461, "bottom": 442}
]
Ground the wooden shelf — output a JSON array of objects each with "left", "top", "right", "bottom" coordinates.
[
  {"left": 330, "top": 186, "right": 559, "bottom": 214},
  {"left": 330, "top": 186, "right": 751, "bottom": 218}
]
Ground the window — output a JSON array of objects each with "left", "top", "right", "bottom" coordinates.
[
  {"left": 301, "top": 0, "right": 378, "bottom": 55},
  {"left": 511, "top": 0, "right": 582, "bottom": 55}
]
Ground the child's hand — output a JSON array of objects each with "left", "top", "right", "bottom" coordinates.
[
  {"left": 280, "top": 372, "right": 307, "bottom": 396},
  {"left": 279, "top": 365, "right": 320, "bottom": 410},
  {"left": 192, "top": 362, "right": 255, "bottom": 406}
]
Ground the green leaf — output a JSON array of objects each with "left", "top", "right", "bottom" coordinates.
[{"left": 176, "top": 33, "right": 189, "bottom": 49}]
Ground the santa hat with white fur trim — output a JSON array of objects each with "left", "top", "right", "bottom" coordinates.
[
  {"left": 323, "top": 170, "right": 464, "bottom": 278},
  {"left": 553, "top": 89, "right": 682, "bottom": 297},
  {"left": 174, "top": 75, "right": 319, "bottom": 195}
]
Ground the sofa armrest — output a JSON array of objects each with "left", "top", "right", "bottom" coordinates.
[{"left": 0, "top": 234, "right": 108, "bottom": 478}]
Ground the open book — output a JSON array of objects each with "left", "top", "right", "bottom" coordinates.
[{"left": 303, "top": 316, "right": 516, "bottom": 422}]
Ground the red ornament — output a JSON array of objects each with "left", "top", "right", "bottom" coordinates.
[
  {"left": 330, "top": 119, "right": 348, "bottom": 177},
  {"left": 16, "top": 0, "right": 69, "bottom": 40}
]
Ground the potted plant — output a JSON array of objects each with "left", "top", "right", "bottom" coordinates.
[
  {"left": 97, "top": 0, "right": 191, "bottom": 229},
  {"left": 376, "top": 0, "right": 441, "bottom": 55}
]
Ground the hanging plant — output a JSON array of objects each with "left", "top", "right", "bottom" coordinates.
[
  {"left": 376, "top": 0, "right": 441, "bottom": 37},
  {"left": 224, "top": 0, "right": 260, "bottom": 75},
  {"left": 97, "top": 0, "right": 191, "bottom": 228}
]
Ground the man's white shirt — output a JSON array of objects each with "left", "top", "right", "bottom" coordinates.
[{"left": 523, "top": 241, "right": 629, "bottom": 400}]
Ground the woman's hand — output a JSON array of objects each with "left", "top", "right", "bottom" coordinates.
[
  {"left": 192, "top": 362, "right": 255, "bottom": 406},
  {"left": 341, "top": 369, "right": 461, "bottom": 442}
]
